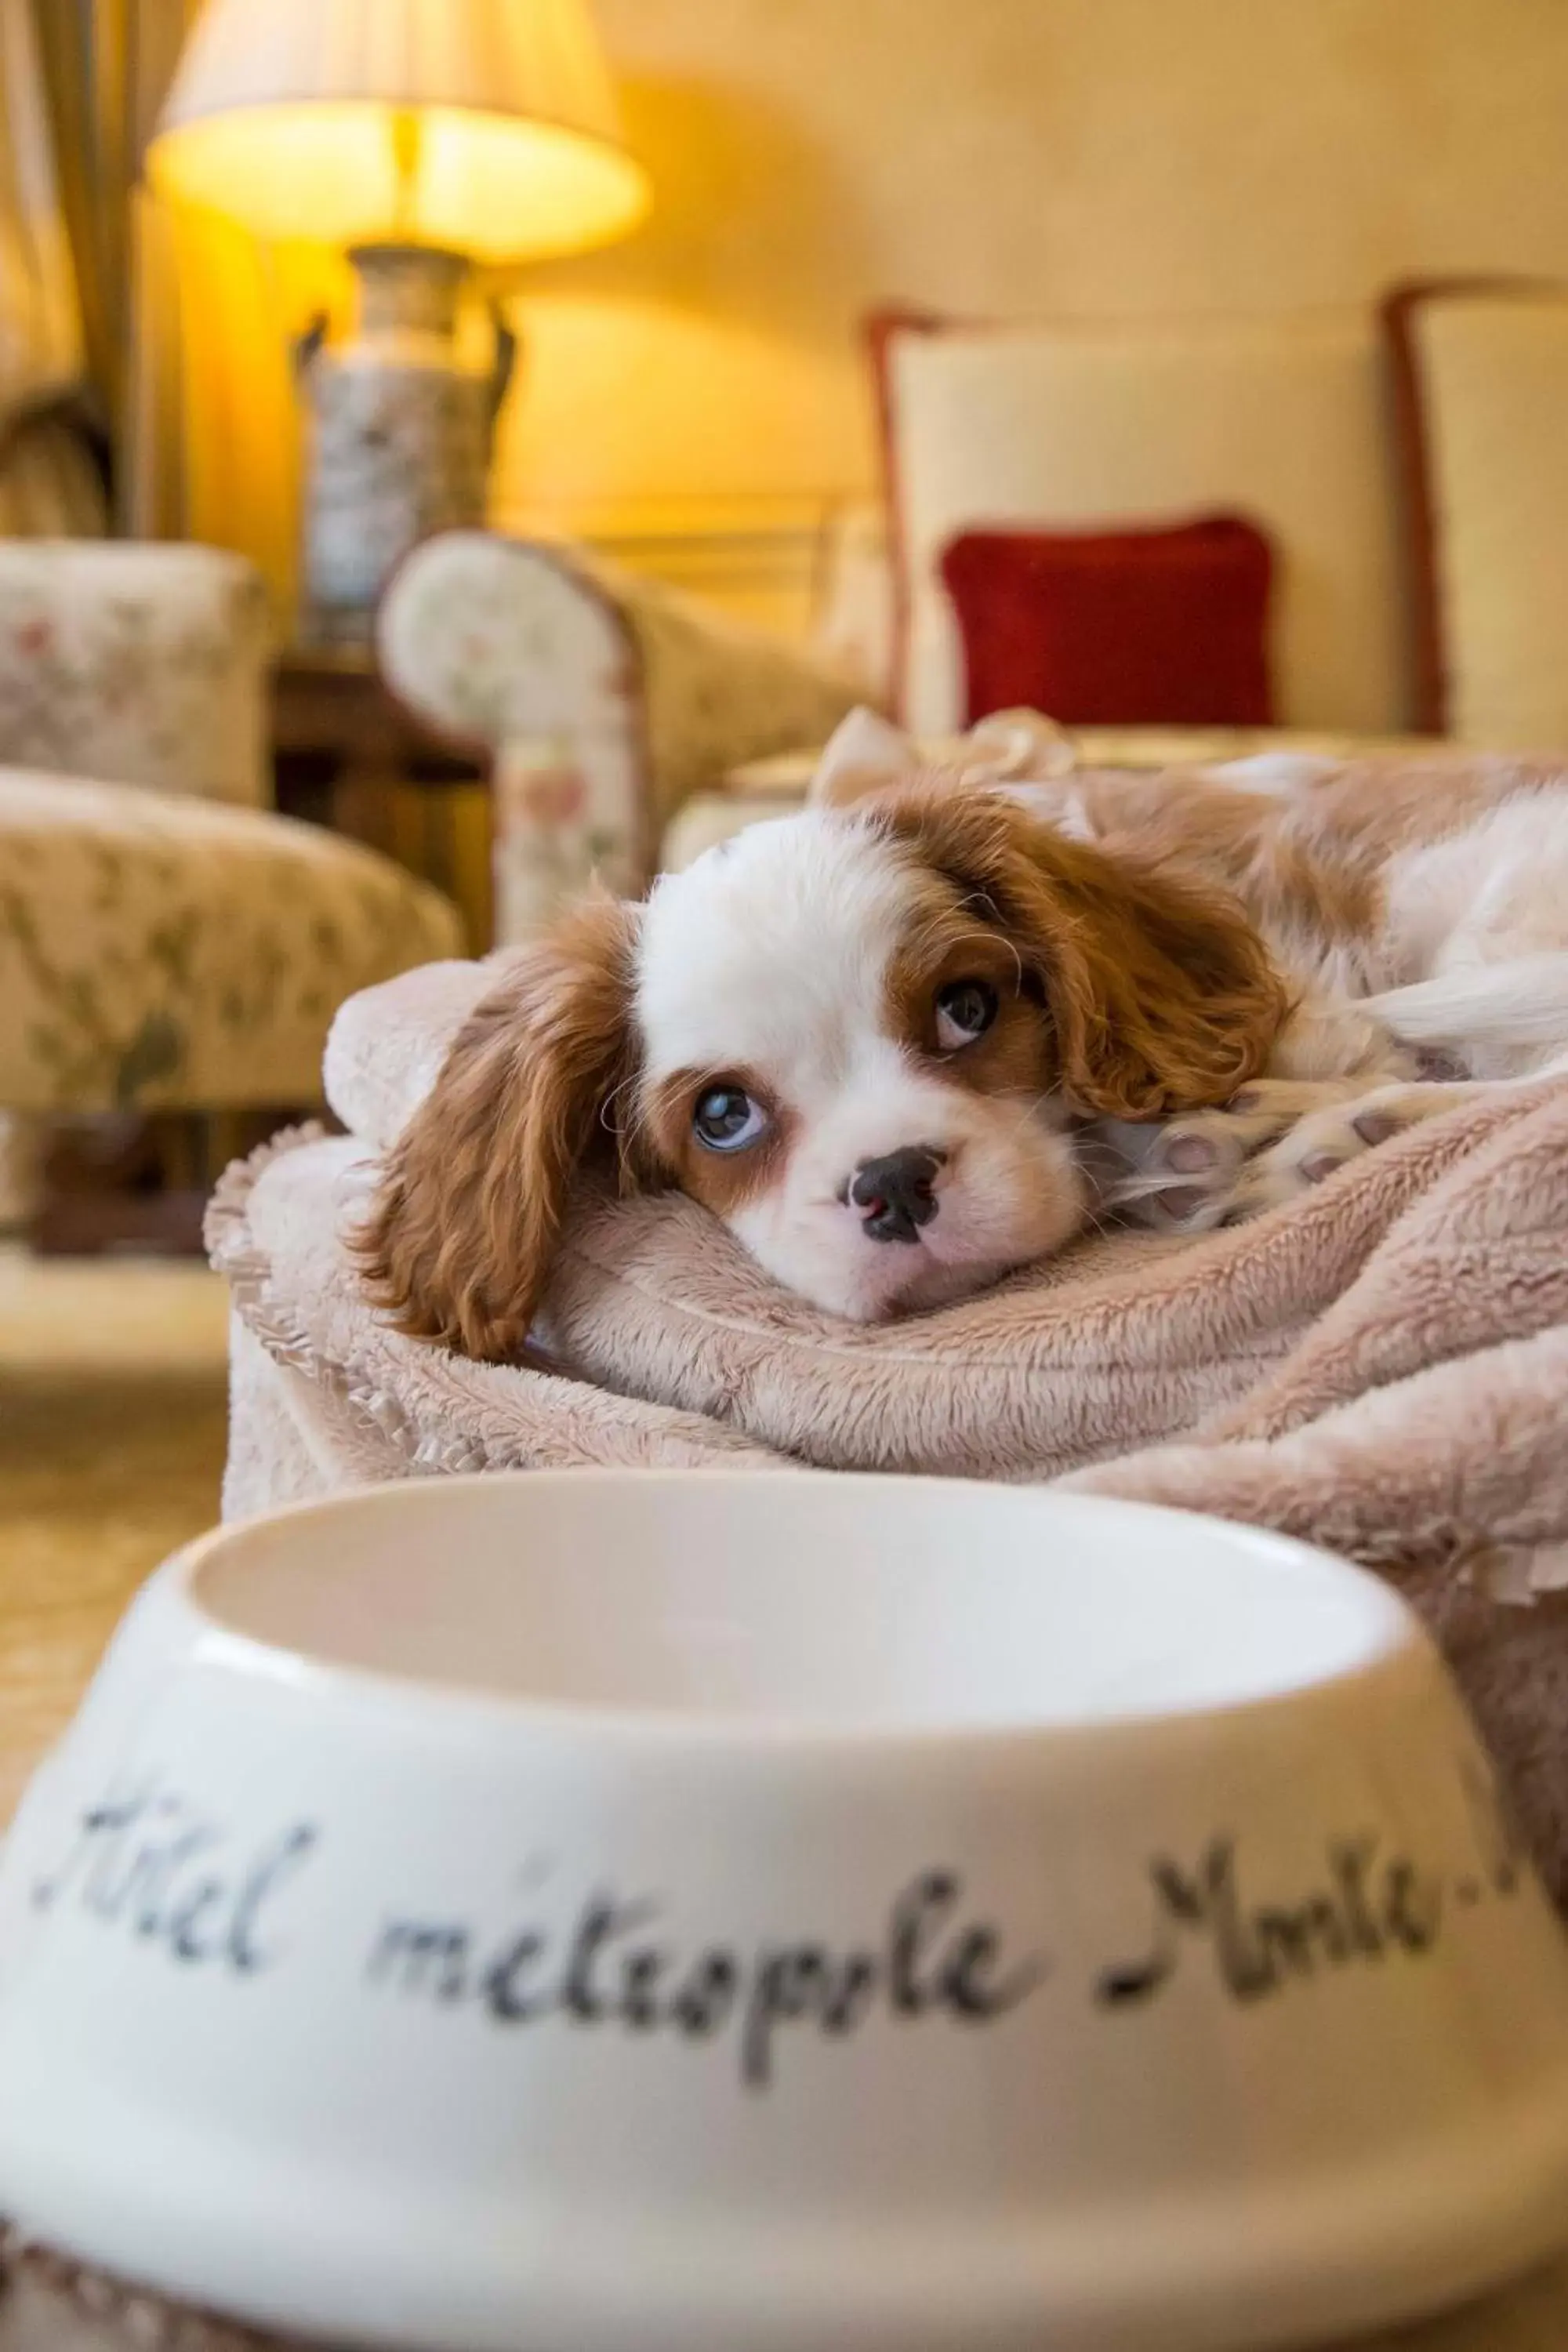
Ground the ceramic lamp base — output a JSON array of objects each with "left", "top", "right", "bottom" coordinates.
[{"left": 295, "top": 245, "right": 516, "bottom": 646}]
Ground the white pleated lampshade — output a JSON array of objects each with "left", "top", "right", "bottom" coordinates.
[{"left": 150, "top": 0, "right": 648, "bottom": 263}]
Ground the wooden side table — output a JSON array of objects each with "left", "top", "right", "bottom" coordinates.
[{"left": 271, "top": 644, "right": 492, "bottom": 952}]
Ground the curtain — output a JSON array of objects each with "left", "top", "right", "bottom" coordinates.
[
  {"left": 0, "top": 1, "right": 84, "bottom": 407},
  {"left": 22, "top": 0, "right": 190, "bottom": 529},
  {"left": 25, "top": 0, "right": 338, "bottom": 612},
  {"left": 0, "top": 0, "right": 107, "bottom": 535},
  {"left": 29, "top": 0, "right": 129, "bottom": 434}
]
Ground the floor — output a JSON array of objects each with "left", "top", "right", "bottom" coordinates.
[{"left": 0, "top": 1246, "right": 230, "bottom": 1818}]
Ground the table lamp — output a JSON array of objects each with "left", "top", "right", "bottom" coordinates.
[{"left": 150, "top": 0, "right": 649, "bottom": 641}]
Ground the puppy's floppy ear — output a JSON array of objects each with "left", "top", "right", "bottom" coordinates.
[
  {"left": 357, "top": 893, "right": 648, "bottom": 1361},
  {"left": 870, "top": 786, "right": 1288, "bottom": 1118}
]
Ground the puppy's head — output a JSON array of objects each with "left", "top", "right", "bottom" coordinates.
[{"left": 361, "top": 786, "right": 1286, "bottom": 1352}]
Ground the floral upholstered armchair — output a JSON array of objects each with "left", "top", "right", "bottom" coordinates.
[
  {"left": 0, "top": 541, "right": 275, "bottom": 808},
  {"left": 376, "top": 530, "right": 862, "bottom": 942},
  {"left": 0, "top": 541, "right": 463, "bottom": 1217}
]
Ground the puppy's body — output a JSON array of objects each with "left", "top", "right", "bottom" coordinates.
[
  {"left": 1026, "top": 754, "right": 1568, "bottom": 1043},
  {"left": 361, "top": 746, "right": 1568, "bottom": 1353},
  {"left": 1025, "top": 754, "right": 1568, "bottom": 1225}
]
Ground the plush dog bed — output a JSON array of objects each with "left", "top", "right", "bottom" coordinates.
[{"left": 207, "top": 956, "right": 1568, "bottom": 1907}]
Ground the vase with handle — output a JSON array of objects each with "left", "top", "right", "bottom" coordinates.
[{"left": 294, "top": 245, "right": 518, "bottom": 645}]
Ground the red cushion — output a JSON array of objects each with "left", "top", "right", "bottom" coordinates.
[{"left": 938, "top": 514, "right": 1276, "bottom": 728}]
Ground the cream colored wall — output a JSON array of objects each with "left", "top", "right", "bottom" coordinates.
[{"left": 497, "top": 0, "right": 1568, "bottom": 552}]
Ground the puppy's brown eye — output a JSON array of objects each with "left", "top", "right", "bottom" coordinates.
[
  {"left": 693, "top": 1084, "right": 768, "bottom": 1153},
  {"left": 935, "top": 978, "right": 998, "bottom": 1050}
]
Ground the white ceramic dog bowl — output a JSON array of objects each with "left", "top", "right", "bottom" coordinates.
[{"left": 2, "top": 1475, "right": 1567, "bottom": 2352}]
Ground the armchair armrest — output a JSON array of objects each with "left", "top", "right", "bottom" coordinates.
[
  {"left": 0, "top": 543, "right": 272, "bottom": 805},
  {"left": 378, "top": 529, "right": 862, "bottom": 939}
]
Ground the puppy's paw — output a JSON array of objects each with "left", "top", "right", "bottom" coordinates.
[
  {"left": 1105, "top": 1110, "right": 1249, "bottom": 1232},
  {"left": 1091, "top": 1080, "right": 1366, "bottom": 1233},
  {"left": 1225, "top": 1081, "right": 1475, "bottom": 1215},
  {"left": 1089, "top": 1074, "right": 1455, "bottom": 1234}
]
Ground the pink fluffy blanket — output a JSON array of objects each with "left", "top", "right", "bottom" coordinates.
[{"left": 210, "top": 958, "right": 1568, "bottom": 1896}]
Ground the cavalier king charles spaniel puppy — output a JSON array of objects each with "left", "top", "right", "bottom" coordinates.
[{"left": 361, "top": 715, "right": 1568, "bottom": 1360}]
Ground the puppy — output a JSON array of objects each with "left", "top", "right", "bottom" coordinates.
[
  {"left": 360, "top": 779, "right": 1286, "bottom": 1354},
  {"left": 361, "top": 728, "right": 1568, "bottom": 1358}
]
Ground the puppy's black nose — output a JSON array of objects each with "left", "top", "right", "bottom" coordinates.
[{"left": 849, "top": 1146, "right": 947, "bottom": 1243}]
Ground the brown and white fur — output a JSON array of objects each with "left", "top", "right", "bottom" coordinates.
[
  {"left": 1017, "top": 746, "right": 1568, "bottom": 1228},
  {"left": 360, "top": 718, "right": 1568, "bottom": 1357}
]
